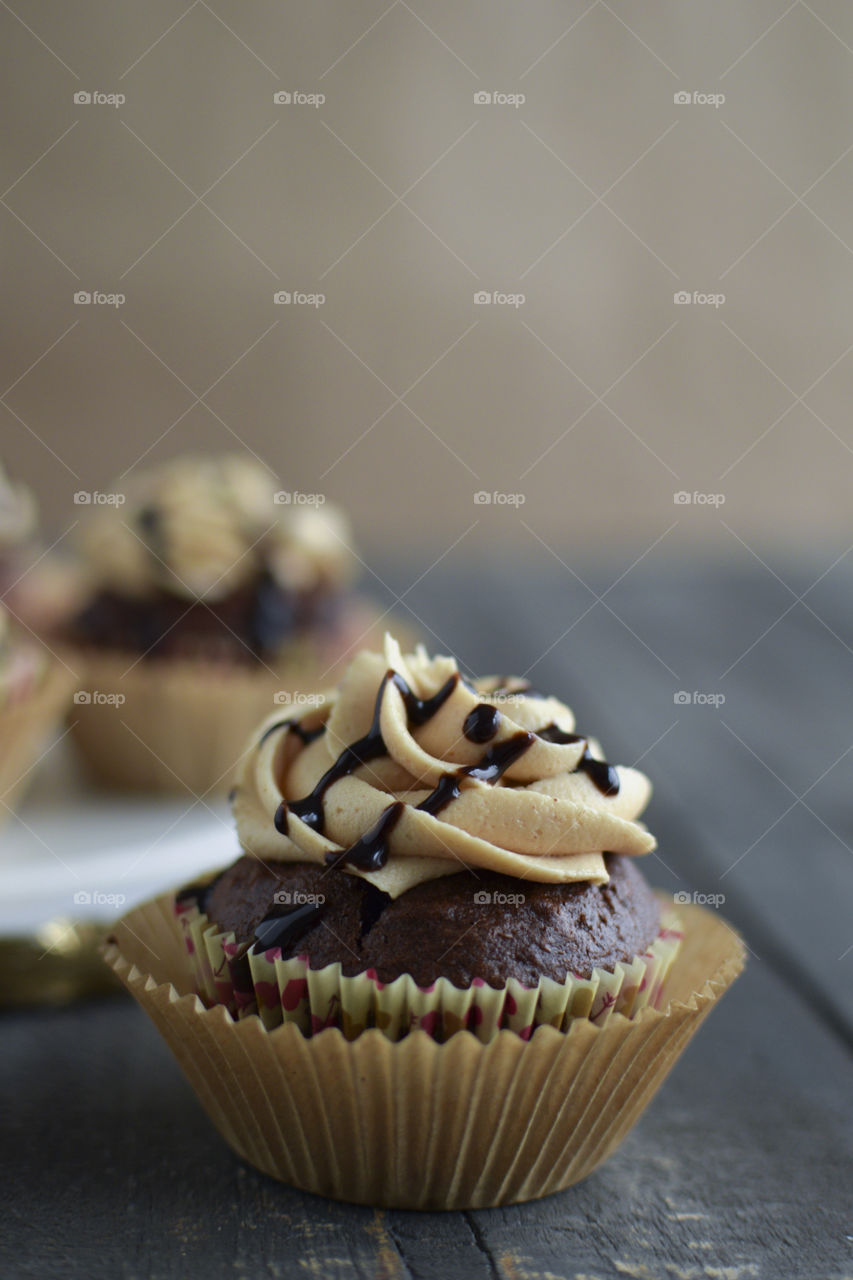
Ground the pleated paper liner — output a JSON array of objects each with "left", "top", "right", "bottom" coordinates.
[
  {"left": 0, "top": 660, "right": 76, "bottom": 822},
  {"left": 65, "top": 603, "right": 416, "bottom": 795},
  {"left": 103, "top": 891, "right": 744, "bottom": 1208},
  {"left": 176, "top": 894, "right": 683, "bottom": 1041}
]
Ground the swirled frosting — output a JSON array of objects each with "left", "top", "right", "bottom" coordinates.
[
  {"left": 233, "top": 635, "right": 656, "bottom": 897},
  {"left": 78, "top": 454, "right": 355, "bottom": 601}
]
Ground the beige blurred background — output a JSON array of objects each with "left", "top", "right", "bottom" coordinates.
[{"left": 1, "top": 0, "right": 851, "bottom": 564}]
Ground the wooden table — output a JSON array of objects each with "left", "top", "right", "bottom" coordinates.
[{"left": 3, "top": 560, "right": 851, "bottom": 1279}]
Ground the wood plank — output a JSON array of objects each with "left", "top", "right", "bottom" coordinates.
[
  {"left": 1, "top": 951, "right": 849, "bottom": 1277},
  {"left": 422, "top": 560, "right": 853, "bottom": 1034}
]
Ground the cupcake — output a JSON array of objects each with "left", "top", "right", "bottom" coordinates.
[
  {"left": 105, "top": 635, "right": 744, "bottom": 1207},
  {"left": 0, "top": 461, "right": 88, "bottom": 635},
  {"left": 0, "top": 604, "right": 75, "bottom": 821},
  {"left": 62, "top": 453, "right": 381, "bottom": 793}
]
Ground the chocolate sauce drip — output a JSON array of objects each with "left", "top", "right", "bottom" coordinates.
[
  {"left": 285, "top": 669, "right": 458, "bottom": 836},
  {"left": 578, "top": 748, "right": 620, "bottom": 797},
  {"left": 326, "top": 801, "right": 405, "bottom": 872},
  {"left": 535, "top": 723, "right": 583, "bottom": 745},
  {"left": 466, "top": 731, "right": 535, "bottom": 782},
  {"left": 389, "top": 669, "right": 459, "bottom": 723},
  {"left": 417, "top": 731, "right": 535, "bottom": 819},
  {"left": 258, "top": 717, "right": 327, "bottom": 749},
  {"left": 251, "top": 900, "right": 326, "bottom": 955},
  {"left": 274, "top": 802, "right": 288, "bottom": 835},
  {"left": 535, "top": 722, "right": 620, "bottom": 796},
  {"left": 416, "top": 772, "right": 461, "bottom": 816},
  {"left": 463, "top": 703, "right": 502, "bottom": 743}
]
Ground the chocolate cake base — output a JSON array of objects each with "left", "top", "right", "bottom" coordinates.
[
  {"left": 193, "top": 853, "right": 660, "bottom": 988},
  {"left": 69, "top": 574, "right": 343, "bottom": 664}
]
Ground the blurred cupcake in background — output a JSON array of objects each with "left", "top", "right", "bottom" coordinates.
[
  {"left": 0, "top": 603, "right": 75, "bottom": 822},
  {"left": 0, "top": 460, "right": 86, "bottom": 634},
  {"left": 63, "top": 453, "right": 389, "bottom": 794}
]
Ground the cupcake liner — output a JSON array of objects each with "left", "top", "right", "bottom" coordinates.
[
  {"left": 176, "top": 893, "right": 683, "bottom": 1041},
  {"left": 66, "top": 605, "right": 416, "bottom": 795},
  {"left": 0, "top": 660, "right": 76, "bottom": 820},
  {"left": 103, "top": 891, "right": 744, "bottom": 1208}
]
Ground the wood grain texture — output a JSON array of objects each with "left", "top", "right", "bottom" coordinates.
[{"left": 2, "top": 562, "right": 851, "bottom": 1278}]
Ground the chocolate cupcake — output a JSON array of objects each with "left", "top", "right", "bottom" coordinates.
[
  {"left": 178, "top": 634, "right": 680, "bottom": 1036},
  {"left": 62, "top": 454, "right": 382, "bottom": 793},
  {"left": 105, "top": 634, "right": 744, "bottom": 1208}
]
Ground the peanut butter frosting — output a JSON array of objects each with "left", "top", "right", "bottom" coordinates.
[
  {"left": 77, "top": 454, "right": 355, "bottom": 601},
  {"left": 233, "top": 635, "right": 656, "bottom": 897}
]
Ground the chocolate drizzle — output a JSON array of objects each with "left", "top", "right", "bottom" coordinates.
[
  {"left": 416, "top": 731, "right": 536, "bottom": 822},
  {"left": 274, "top": 663, "right": 621, "bottom": 875},
  {"left": 536, "top": 722, "right": 620, "bottom": 796},
  {"left": 463, "top": 703, "right": 502, "bottom": 743},
  {"left": 285, "top": 669, "right": 458, "bottom": 836},
  {"left": 258, "top": 717, "right": 327, "bottom": 749},
  {"left": 325, "top": 801, "right": 405, "bottom": 872},
  {"left": 251, "top": 899, "right": 326, "bottom": 955}
]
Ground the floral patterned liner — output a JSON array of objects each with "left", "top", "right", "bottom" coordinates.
[{"left": 176, "top": 891, "right": 683, "bottom": 1044}]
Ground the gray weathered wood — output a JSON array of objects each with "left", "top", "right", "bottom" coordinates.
[{"left": 2, "top": 563, "right": 851, "bottom": 1279}]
